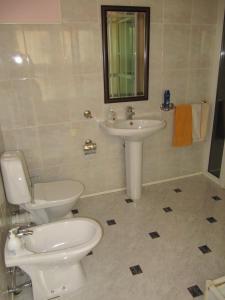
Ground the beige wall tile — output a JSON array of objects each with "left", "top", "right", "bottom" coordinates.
[
  {"left": 0, "top": 81, "right": 15, "bottom": 130},
  {"left": 61, "top": 0, "right": 98, "bottom": 23},
  {"left": 38, "top": 123, "right": 74, "bottom": 167},
  {"left": 130, "top": 0, "right": 163, "bottom": 23},
  {"left": 0, "top": 128, "right": 4, "bottom": 154},
  {"left": 0, "top": 79, "right": 36, "bottom": 130},
  {"left": 98, "top": 0, "right": 131, "bottom": 5},
  {"left": 31, "top": 77, "right": 71, "bottom": 125},
  {"left": 2, "top": 127, "right": 42, "bottom": 170},
  {"left": 68, "top": 22, "right": 102, "bottom": 75},
  {"left": 186, "top": 69, "right": 212, "bottom": 103},
  {"left": 158, "top": 147, "right": 183, "bottom": 179},
  {"left": 11, "top": 79, "right": 36, "bottom": 128},
  {"left": 163, "top": 24, "right": 190, "bottom": 69},
  {"left": 0, "top": 25, "right": 28, "bottom": 80},
  {"left": 23, "top": 25, "right": 69, "bottom": 77},
  {"left": 192, "top": 0, "right": 218, "bottom": 25},
  {"left": 149, "top": 71, "right": 163, "bottom": 109},
  {"left": 69, "top": 73, "right": 104, "bottom": 121},
  {"left": 190, "top": 25, "right": 216, "bottom": 68},
  {"left": 164, "top": 0, "right": 192, "bottom": 24},
  {"left": 163, "top": 69, "right": 188, "bottom": 104},
  {"left": 181, "top": 143, "right": 204, "bottom": 174},
  {"left": 150, "top": 24, "right": 163, "bottom": 71}
]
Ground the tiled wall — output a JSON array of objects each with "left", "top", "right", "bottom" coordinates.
[
  {"left": 0, "top": 0, "right": 218, "bottom": 195},
  {"left": 0, "top": 126, "right": 11, "bottom": 300}
]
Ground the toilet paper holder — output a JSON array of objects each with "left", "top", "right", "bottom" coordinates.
[{"left": 83, "top": 139, "right": 97, "bottom": 155}]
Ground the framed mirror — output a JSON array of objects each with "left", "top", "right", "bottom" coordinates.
[{"left": 101, "top": 5, "right": 150, "bottom": 103}]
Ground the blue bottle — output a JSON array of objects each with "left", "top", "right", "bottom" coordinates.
[{"left": 164, "top": 90, "right": 170, "bottom": 110}]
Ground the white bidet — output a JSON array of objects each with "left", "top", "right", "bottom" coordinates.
[{"left": 5, "top": 218, "right": 103, "bottom": 300}]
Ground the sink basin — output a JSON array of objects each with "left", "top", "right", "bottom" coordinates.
[
  {"left": 100, "top": 119, "right": 166, "bottom": 141},
  {"left": 100, "top": 117, "right": 166, "bottom": 200}
]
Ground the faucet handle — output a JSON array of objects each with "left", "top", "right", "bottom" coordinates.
[
  {"left": 126, "top": 106, "right": 135, "bottom": 120},
  {"left": 127, "top": 106, "right": 134, "bottom": 112},
  {"left": 15, "top": 223, "right": 35, "bottom": 237},
  {"left": 16, "top": 228, "right": 33, "bottom": 237},
  {"left": 107, "top": 108, "right": 117, "bottom": 121}
]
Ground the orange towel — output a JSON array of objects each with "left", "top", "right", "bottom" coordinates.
[{"left": 173, "top": 104, "right": 193, "bottom": 147}]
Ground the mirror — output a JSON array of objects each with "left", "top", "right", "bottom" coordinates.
[{"left": 101, "top": 6, "right": 150, "bottom": 103}]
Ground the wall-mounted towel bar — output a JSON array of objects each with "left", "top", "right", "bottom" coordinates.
[{"left": 160, "top": 100, "right": 208, "bottom": 111}]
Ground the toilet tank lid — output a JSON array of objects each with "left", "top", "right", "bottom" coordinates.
[{"left": 1, "top": 150, "right": 22, "bottom": 160}]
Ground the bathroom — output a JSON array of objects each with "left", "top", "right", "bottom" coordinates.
[{"left": 1, "top": 0, "right": 225, "bottom": 299}]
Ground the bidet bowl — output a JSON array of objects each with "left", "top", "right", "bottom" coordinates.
[
  {"left": 5, "top": 217, "right": 103, "bottom": 266},
  {"left": 5, "top": 218, "right": 103, "bottom": 300}
]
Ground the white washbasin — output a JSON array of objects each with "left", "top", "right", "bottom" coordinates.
[
  {"left": 100, "top": 116, "right": 166, "bottom": 200},
  {"left": 100, "top": 119, "right": 166, "bottom": 141}
]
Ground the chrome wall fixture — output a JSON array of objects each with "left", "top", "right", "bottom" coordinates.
[
  {"left": 160, "top": 103, "right": 174, "bottom": 111},
  {"left": 1, "top": 267, "right": 32, "bottom": 296},
  {"left": 83, "top": 110, "right": 93, "bottom": 119},
  {"left": 83, "top": 139, "right": 97, "bottom": 155}
]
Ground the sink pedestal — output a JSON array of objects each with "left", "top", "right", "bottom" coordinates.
[
  {"left": 100, "top": 118, "right": 166, "bottom": 201},
  {"left": 125, "top": 140, "right": 143, "bottom": 200}
]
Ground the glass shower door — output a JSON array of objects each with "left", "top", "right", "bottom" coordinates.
[{"left": 208, "top": 14, "right": 225, "bottom": 178}]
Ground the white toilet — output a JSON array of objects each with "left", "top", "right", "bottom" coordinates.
[
  {"left": 0, "top": 151, "right": 84, "bottom": 224},
  {"left": 5, "top": 218, "right": 103, "bottom": 300}
]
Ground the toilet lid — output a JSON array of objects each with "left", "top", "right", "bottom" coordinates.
[{"left": 33, "top": 180, "right": 84, "bottom": 203}]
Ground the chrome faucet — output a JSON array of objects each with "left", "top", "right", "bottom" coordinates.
[
  {"left": 14, "top": 224, "right": 35, "bottom": 237},
  {"left": 126, "top": 106, "right": 135, "bottom": 120}
]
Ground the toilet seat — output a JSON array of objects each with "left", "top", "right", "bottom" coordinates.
[{"left": 27, "top": 180, "right": 84, "bottom": 209}]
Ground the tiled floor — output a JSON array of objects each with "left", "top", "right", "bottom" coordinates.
[{"left": 17, "top": 175, "right": 225, "bottom": 300}]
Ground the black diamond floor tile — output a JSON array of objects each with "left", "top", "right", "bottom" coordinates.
[
  {"left": 198, "top": 245, "right": 211, "bottom": 254},
  {"left": 212, "top": 195, "right": 222, "bottom": 201},
  {"left": 206, "top": 217, "right": 217, "bottom": 223},
  {"left": 163, "top": 207, "right": 173, "bottom": 213},
  {"left": 174, "top": 188, "right": 182, "bottom": 193},
  {"left": 125, "top": 198, "right": 134, "bottom": 203},
  {"left": 149, "top": 231, "right": 160, "bottom": 239},
  {"left": 130, "top": 265, "right": 143, "bottom": 275},
  {"left": 87, "top": 251, "right": 93, "bottom": 256},
  {"left": 107, "top": 219, "right": 116, "bottom": 226},
  {"left": 188, "top": 285, "right": 203, "bottom": 297},
  {"left": 71, "top": 209, "right": 79, "bottom": 215}
]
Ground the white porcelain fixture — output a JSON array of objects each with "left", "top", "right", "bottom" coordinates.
[
  {"left": 100, "top": 119, "right": 165, "bottom": 142},
  {"left": 100, "top": 118, "right": 166, "bottom": 200},
  {"left": 0, "top": 151, "right": 84, "bottom": 224},
  {"left": 5, "top": 218, "right": 103, "bottom": 300}
]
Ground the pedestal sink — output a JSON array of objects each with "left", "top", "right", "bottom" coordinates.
[{"left": 100, "top": 118, "right": 166, "bottom": 200}]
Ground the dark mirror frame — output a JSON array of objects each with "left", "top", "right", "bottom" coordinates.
[{"left": 101, "top": 5, "right": 150, "bottom": 104}]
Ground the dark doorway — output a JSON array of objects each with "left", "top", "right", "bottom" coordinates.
[{"left": 208, "top": 14, "right": 225, "bottom": 177}]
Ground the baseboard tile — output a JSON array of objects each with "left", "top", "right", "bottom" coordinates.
[{"left": 81, "top": 172, "right": 203, "bottom": 199}]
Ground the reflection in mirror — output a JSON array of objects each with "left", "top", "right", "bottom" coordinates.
[{"left": 101, "top": 6, "right": 150, "bottom": 103}]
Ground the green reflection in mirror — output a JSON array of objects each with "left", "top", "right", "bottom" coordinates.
[{"left": 107, "top": 11, "right": 145, "bottom": 99}]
